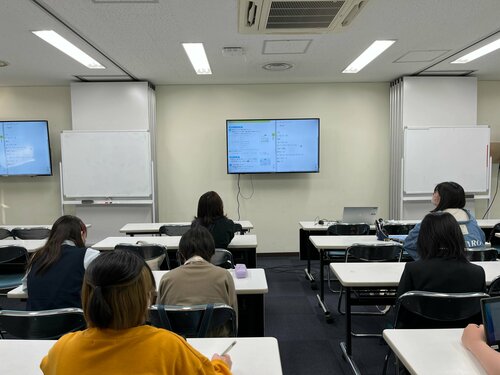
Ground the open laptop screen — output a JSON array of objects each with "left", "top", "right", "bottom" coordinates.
[
  {"left": 481, "top": 297, "right": 500, "bottom": 349},
  {"left": 342, "top": 207, "right": 378, "bottom": 224}
]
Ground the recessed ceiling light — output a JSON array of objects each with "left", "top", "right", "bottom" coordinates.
[
  {"left": 0, "top": 60, "right": 9, "bottom": 68},
  {"left": 262, "top": 62, "right": 293, "bottom": 71},
  {"left": 32, "top": 30, "right": 105, "bottom": 69},
  {"left": 182, "top": 43, "right": 212, "bottom": 75},
  {"left": 343, "top": 40, "right": 396, "bottom": 73},
  {"left": 451, "top": 37, "right": 500, "bottom": 64}
]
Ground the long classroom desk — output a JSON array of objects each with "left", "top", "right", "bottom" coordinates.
[
  {"left": 120, "top": 220, "right": 254, "bottom": 235},
  {"left": 383, "top": 328, "right": 486, "bottom": 375},
  {"left": 0, "top": 337, "right": 283, "bottom": 375},
  {"left": 9, "top": 268, "right": 268, "bottom": 337},
  {"left": 331, "top": 261, "right": 500, "bottom": 375},
  {"left": 0, "top": 239, "right": 46, "bottom": 253},
  {"left": 300, "top": 219, "right": 500, "bottom": 286},
  {"left": 309, "top": 235, "right": 400, "bottom": 321},
  {"left": 93, "top": 234, "right": 258, "bottom": 268}
]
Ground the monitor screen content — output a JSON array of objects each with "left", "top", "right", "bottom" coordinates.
[
  {"left": 0, "top": 120, "right": 52, "bottom": 176},
  {"left": 226, "top": 118, "right": 320, "bottom": 174}
]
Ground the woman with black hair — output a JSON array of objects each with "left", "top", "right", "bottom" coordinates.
[
  {"left": 193, "top": 191, "right": 237, "bottom": 249},
  {"left": 403, "top": 181, "right": 485, "bottom": 260},
  {"left": 25, "top": 215, "right": 99, "bottom": 310}
]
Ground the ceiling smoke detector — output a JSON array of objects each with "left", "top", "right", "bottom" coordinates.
[{"left": 262, "top": 62, "right": 293, "bottom": 71}]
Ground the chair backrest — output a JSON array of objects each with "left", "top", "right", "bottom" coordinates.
[
  {"left": 114, "top": 243, "right": 169, "bottom": 270},
  {"left": 159, "top": 225, "right": 191, "bottom": 237},
  {"left": 0, "top": 245, "right": 29, "bottom": 272},
  {"left": 0, "top": 308, "right": 86, "bottom": 339},
  {"left": 327, "top": 223, "right": 370, "bottom": 236},
  {"left": 465, "top": 248, "right": 498, "bottom": 261},
  {"left": 149, "top": 303, "right": 237, "bottom": 338},
  {"left": 11, "top": 227, "right": 51, "bottom": 240},
  {"left": 394, "top": 291, "right": 488, "bottom": 329},
  {"left": 0, "top": 228, "right": 12, "bottom": 240},
  {"left": 345, "top": 243, "right": 403, "bottom": 262},
  {"left": 211, "top": 249, "right": 235, "bottom": 269},
  {"left": 381, "top": 224, "right": 415, "bottom": 235}
]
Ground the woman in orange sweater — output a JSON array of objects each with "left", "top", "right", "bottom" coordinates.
[{"left": 40, "top": 249, "right": 232, "bottom": 375}]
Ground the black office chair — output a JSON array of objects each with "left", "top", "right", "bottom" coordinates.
[
  {"left": 11, "top": 227, "right": 50, "bottom": 240},
  {"left": 325, "top": 223, "right": 371, "bottom": 292},
  {"left": 488, "top": 223, "right": 500, "bottom": 250},
  {"left": 0, "top": 245, "right": 29, "bottom": 295},
  {"left": 382, "top": 290, "right": 489, "bottom": 374},
  {"left": 0, "top": 228, "right": 12, "bottom": 240},
  {"left": 337, "top": 243, "right": 403, "bottom": 337},
  {"left": 381, "top": 224, "right": 415, "bottom": 235},
  {"left": 159, "top": 225, "right": 191, "bottom": 237},
  {"left": 0, "top": 308, "right": 86, "bottom": 339},
  {"left": 465, "top": 248, "right": 498, "bottom": 261},
  {"left": 211, "top": 249, "right": 235, "bottom": 269},
  {"left": 149, "top": 303, "right": 237, "bottom": 338},
  {"left": 114, "top": 243, "right": 169, "bottom": 270}
]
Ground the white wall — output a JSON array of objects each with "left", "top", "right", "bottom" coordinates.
[
  {"left": 0, "top": 86, "right": 71, "bottom": 224},
  {"left": 1, "top": 81, "right": 500, "bottom": 252},
  {"left": 156, "top": 83, "right": 391, "bottom": 253}
]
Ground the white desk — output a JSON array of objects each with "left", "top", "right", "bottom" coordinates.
[
  {"left": 8, "top": 269, "right": 268, "bottom": 337},
  {"left": 0, "top": 337, "right": 283, "bottom": 375},
  {"left": 383, "top": 329, "right": 486, "bottom": 375},
  {"left": 0, "top": 225, "right": 52, "bottom": 231},
  {"left": 120, "top": 220, "right": 254, "bottom": 235},
  {"left": 330, "top": 261, "right": 500, "bottom": 375},
  {"left": 309, "top": 235, "right": 400, "bottom": 321},
  {"left": 0, "top": 239, "right": 47, "bottom": 253},
  {"left": 93, "top": 234, "right": 258, "bottom": 268}
]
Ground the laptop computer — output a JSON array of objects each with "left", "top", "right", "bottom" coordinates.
[
  {"left": 342, "top": 207, "right": 378, "bottom": 224},
  {"left": 481, "top": 296, "right": 500, "bottom": 350}
]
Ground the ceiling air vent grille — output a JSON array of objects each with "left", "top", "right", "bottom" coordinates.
[
  {"left": 266, "top": 1, "right": 344, "bottom": 29},
  {"left": 239, "top": 0, "right": 369, "bottom": 34}
]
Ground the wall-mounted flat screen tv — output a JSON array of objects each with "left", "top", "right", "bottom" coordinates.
[
  {"left": 226, "top": 118, "right": 320, "bottom": 174},
  {"left": 0, "top": 120, "right": 52, "bottom": 176}
]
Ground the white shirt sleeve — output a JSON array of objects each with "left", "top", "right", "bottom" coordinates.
[{"left": 84, "top": 248, "right": 100, "bottom": 269}]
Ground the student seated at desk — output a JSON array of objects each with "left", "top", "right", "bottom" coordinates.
[
  {"left": 40, "top": 249, "right": 232, "bottom": 375},
  {"left": 404, "top": 181, "right": 485, "bottom": 260},
  {"left": 25, "top": 215, "right": 99, "bottom": 311},
  {"left": 397, "top": 212, "right": 486, "bottom": 328},
  {"left": 462, "top": 324, "right": 500, "bottom": 375},
  {"left": 193, "top": 191, "right": 237, "bottom": 249},
  {"left": 158, "top": 225, "right": 237, "bottom": 336}
]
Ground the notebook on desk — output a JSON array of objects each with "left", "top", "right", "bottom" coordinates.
[
  {"left": 342, "top": 207, "right": 378, "bottom": 224},
  {"left": 481, "top": 296, "right": 500, "bottom": 350}
]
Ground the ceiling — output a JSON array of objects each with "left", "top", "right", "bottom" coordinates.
[{"left": 1, "top": 0, "right": 500, "bottom": 87}]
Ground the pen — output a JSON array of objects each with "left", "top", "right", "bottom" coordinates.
[{"left": 220, "top": 340, "right": 237, "bottom": 356}]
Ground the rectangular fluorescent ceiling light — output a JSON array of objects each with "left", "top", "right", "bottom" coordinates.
[
  {"left": 451, "top": 38, "right": 500, "bottom": 64},
  {"left": 343, "top": 40, "right": 395, "bottom": 73},
  {"left": 32, "top": 30, "right": 105, "bottom": 69},
  {"left": 182, "top": 43, "right": 212, "bottom": 75}
]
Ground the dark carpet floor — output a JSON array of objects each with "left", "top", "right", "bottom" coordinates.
[{"left": 258, "top": 255, "right": 395, "bottom": 375}]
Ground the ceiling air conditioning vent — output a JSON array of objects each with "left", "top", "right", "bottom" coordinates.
[{"left": 238, "top": 0, "right": 369, "bottom": 34}]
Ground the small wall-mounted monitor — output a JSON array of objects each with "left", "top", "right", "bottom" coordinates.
[
  {"left": 0, "top": 120, "right": 52, "bottom": 176},
  {"left": 226, "top": 118, "right": 320, "bottom": 174}
]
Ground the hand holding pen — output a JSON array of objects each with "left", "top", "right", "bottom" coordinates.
[{"left": 212, "top": 340, "right": 237, "bottom": 369}]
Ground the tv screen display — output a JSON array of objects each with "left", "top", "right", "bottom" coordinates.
[
  {"left": 226, "top": 118, "right": 320, "bottom": 174},
  {"left": 0, "top": 120, "right": 52, "bottom": 176}
]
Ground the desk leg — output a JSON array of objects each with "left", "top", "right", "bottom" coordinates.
[
  {"left": 315, "top": 249, "right": 332, "bottom": 323},
  {"left": 340, "top": 286, "right": 361, "bottom": 375},
  {"left": 301, "top": 229, "right": 317, "bottom": 289}
]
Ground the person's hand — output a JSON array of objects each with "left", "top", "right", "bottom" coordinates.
[
  {"left": 212, "top": 354, "right": 232, "bottom": 369},
  {"left": 462, "top": 324, "right": 486, "bottom": 350}
]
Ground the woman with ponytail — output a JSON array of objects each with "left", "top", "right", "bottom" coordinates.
[{"left": 40, "top": 249, "right": 232, "bottom": 375}]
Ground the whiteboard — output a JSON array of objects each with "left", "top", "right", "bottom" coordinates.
[
  {"left": 61, "top": 131, "right": 152, "bottom": 198},
  {"left": 403, "top": 127, "right": 490, "bottom": 194}
]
